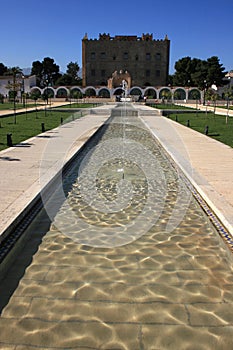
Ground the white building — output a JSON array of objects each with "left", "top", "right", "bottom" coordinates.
[
  {"left": 217, "top": 71, "right": 233, "bottom": 99},
  {"left": 0, "top": 75, "right": 36, "bottom": 98}
]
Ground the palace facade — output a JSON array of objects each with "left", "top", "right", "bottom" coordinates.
[{"left": 82, "top": 33, "right": 170, "bottom": 88}]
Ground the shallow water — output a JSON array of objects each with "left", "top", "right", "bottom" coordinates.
[{"left": 0, "top": 106, "right": 233, "bottom": 349}]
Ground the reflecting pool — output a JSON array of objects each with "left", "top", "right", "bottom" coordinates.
[{"left": 0, "top": 105, "right": 233, "bottom": 349}]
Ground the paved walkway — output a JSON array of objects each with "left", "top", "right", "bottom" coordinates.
[
  {"left": 138, "top": 105, "right": 233, "bottom": 237},
  {"left": 176, "top": 102, "right": 233, "bottom": 118},
  {"left": 0, "top": 104, "right": 111, "bottom": 241},
  {"left": 0, "top": 101, "right": 71, "bottom": 117}
]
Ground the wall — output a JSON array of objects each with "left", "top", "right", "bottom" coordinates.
[{"left": 82, "top": 33, "right": 170, "bottom": 87}]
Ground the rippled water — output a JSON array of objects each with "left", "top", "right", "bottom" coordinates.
[{"left": 0, "top": 105, "right": 233, "bottom": 349}]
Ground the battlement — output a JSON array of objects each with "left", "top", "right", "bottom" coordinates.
[
  {"left": 83, "top": 33, "right": 169, "bottom": 42},
  {"left": 82, "top": 32, "right": 170, "bottom": 87}
]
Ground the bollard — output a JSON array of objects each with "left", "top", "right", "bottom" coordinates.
[
  {"left": 41, "top": 123, "right": 45, "bottom": 132},
  {"left": 186, "top": 120, "right": 190, "bottom": 127},
  {"left": 72, "top": 115, "right": 74, "bottom": 121},
  {"left": 205, "top": 125, "right": 209, "bottom": 135},
  {"left": 7, "top": 133, "right": 13, "bottom": 147},
  {"left": 61, "top": 117, "right": 63, "bottom": 124},
  {"left": 175, "top": 115, "right": 178, "bottom": 122}
]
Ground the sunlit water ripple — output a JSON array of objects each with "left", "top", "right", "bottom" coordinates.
[{"left": 0, "top": 106, "right": 233, "bottom": 349}]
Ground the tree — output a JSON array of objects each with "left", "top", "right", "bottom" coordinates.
[
  {"left": 0, "top": 63, "right": 8, "bottom": 75},
  {"left": 55, "top": 74, "right": 73, "bottom": 86},
  {"left": 205, "top": 88, "right": 219, "bottom": 114},
  {"left": 172, "top": 56, "right": 227, "bottom": 90},
  {"left": 173, "top": 57, "right": 194, "bottom": 86},
  {"left": 206, "top": 56, "right": 226, "bottom": 87},
  {"left": 66, "top": 61, "right": 80, "bottom": 79},
  {"left": 55, "top": 61, "right": 81, "bottom": 86},
  {"left": 31, "top": 60, "right": 43, "bottom": 87},
  {"left": 191, "top": 60, "right": 208, "bottom": 90},
  {"left": 31, "top": 57, "right": 61, "bottom": 87},
  {"left": 5, "top": 67, "right": 23, "bottom": 123}
]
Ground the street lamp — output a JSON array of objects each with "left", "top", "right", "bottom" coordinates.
[
  {"left": 44, "top": 78, "right": 49, "bottom": 117},
  {"left": 187, "top": 80, "right": 190, "bottom": 103},
  {"left": 21, "top": 75, "right": 25, "bottom": 108},
  {"left": 203, "top": 80, "right": 207, "bottom": 105},
  {"left": 226, "top": 76, "right": 231, "bottom": 124},
  {"left": 211, "top": 83, "right": 218, "bottom": 116},
  {"left": 12, "top": 71, "right": 17, "bottom": 124}
]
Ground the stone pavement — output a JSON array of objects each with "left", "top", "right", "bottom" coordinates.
[
  {"left": 0, "top": 101, "right": 71, "bottom": 117},
  {"left": 176, "top": 102, "right": 233, "bottom": 118},
  {"left": 138, "top": 104, "right": 233, "bottom": 237},
  {"left": 0, "top": 104, "right": 112, "bottom": 241}
]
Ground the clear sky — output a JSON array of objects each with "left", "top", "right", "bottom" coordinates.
[{"left": 1, "top": 0, "right": 232, "bottom": 75}]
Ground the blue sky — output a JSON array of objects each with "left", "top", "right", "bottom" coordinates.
[{"left": 1, "top": 0, "right": 232, "bottom": 75}]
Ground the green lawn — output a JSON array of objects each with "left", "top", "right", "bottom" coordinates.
[
  {"left": 57, "top": 102, "right": 98, "bottom": 108},
  {"left": 0, "top": 109, "right": 83, "bottom": 151},
  {"left": 147, "top": 103, "right": 193, "bottom": 110},
  {"left": 167, "top": 112, "right": 233, "bottom": 148},
  {"left": 0, "top": 102, "right": 43, "bottom": 110},
  {"left": 216, "top": 105, "right": 233, "bottom": 110}
]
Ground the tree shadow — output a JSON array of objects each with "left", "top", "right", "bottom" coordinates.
[
  {"left": 14, "top": 142, "right": 33, "bottom": 147},
  {"left": 208, "top": 133, "right": 220, "bottom": 137},
  {"left": 36, "top": 135, "right": 57, "bottom": 139},
  {"left": 0, "top": 156, "right": 21, "bottom": 161}
]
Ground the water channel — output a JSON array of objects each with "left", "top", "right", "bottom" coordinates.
[{"left": 0, "top": 104, "right": 233, "bottom": 349}]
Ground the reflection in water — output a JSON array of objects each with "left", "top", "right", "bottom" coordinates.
[{"left": 0, "top": 106, "right": 233, "bottom": 349}]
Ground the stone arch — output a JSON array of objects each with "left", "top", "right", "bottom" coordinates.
[
  {"left": 159, "top": 87, "right": 172, "bottom": 99},
  {"left": 43, "top": 87, "right": 55, "bottom": 98},
  {"left": 173, "top": 88, "right": 186, "bottom": 100},
  {"left": 56, "top": 87, "right": 68, "bottom": 98},
  {"left": 130, "top": 87, "right": 143, "bottom": 96},
  {"left": 108, "top": 70, "right": 131, "bottom": 89},
  {"left": 98, "top": 88, "right": 110, "bottom": 98},
  {"left": 113, "top": 88, "right": 124, "bottom": 96},
  {"left": 70, "top": 87, "right": 83, "bottom": 98},
  {"left": 84, "top": 87, "right": 96, "bottom": 97},
  {"left": 188, "top": 88, "right": 201, "bottom": 100},
  {"left": 144, "top": 87, "right": 158, "bottom": 99},
  {"left": 30, "top": 87, "right": 42, "bottom": 97}
]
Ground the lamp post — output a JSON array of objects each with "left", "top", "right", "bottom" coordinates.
[
  {"left": 211, "top": 83, "right": 218, "bottom": 116},
  {"left": 226, "top": 76, "right": 231, "bottom": 124},
  {"left": 203, "top": 80, "right": 207, "bottom": 105},
  {"left": 21, "top": 75, "right": 25, "bottom": 108},
  {"left": 187, "top": 80, "right": 190, "bottom": 103},
  {"left": 12, "top": 71, "right": 17, "bottom": 124},
  {"left": 44, "top": 78, "right": 49, "bottom": 117}
]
